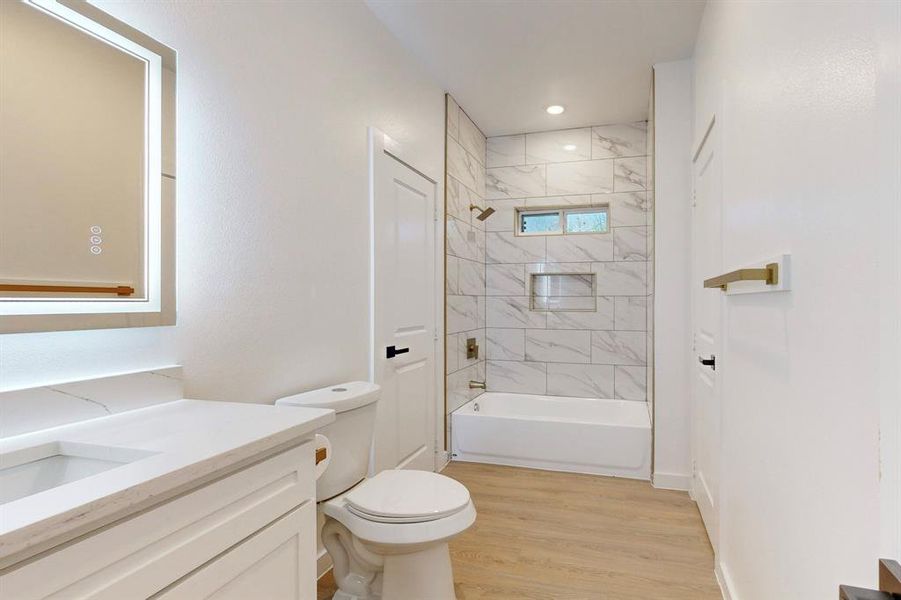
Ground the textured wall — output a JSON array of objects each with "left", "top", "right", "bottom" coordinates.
[
  {"left": 694, "top": 1, "right": 899, "bottom": 597},
  {"left": 0, "top": 1, "right": 445, "bottom": 407}
]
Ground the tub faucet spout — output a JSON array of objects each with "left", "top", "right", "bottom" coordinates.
[{"left": 469, "top": 380, "right": 486, "bottom": 390}]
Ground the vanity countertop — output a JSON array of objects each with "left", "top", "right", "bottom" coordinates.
[{"left": 0, "top": 399, "right": 334, "bottom": 568}]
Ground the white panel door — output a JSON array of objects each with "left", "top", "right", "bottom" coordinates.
[
  {"left": 691, "top": 116, "right": 723, "bottom": 552},
  {"left": 372, "top": 143, "right": 436, "bottom": 473}
]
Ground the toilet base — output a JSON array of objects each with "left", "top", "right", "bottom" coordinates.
[{"left": 323, "top": 518, "right": 457, "bottom": 600}]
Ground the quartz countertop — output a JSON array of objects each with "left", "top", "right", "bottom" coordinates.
[{"left": 0, "top": 399, "right": 334, "bottom": 568}]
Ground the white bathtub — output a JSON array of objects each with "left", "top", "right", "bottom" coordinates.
[{"left": 451, "top": 393, "right": 651, "bottom": 479}]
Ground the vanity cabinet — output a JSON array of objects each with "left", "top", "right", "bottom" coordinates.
[{"left": 0, "top": 442, "right": 318, "bottom": 600}]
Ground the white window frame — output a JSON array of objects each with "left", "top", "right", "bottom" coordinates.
[{"left": 515, "top": 205, "right": 609, "bottom": 237}]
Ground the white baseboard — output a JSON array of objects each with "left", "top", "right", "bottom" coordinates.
[
  {"left": 316, "top": 548, "right": 332, "bottom": 579},
  {"left": 715, "top": 560, "right": 738, "bottom": 600},
  {"left": 652, "top": 471, "right": 691, "bottom": 491}
]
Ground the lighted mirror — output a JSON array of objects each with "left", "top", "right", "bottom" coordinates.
[{"left": 0, "top": 0, "right": 175, "bottom": 333}]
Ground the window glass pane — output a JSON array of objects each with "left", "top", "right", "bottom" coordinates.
[
  {"left": 520, "top": 211, "right": 560, "bottom": 233},
  {"left": 565, "top": 210, "right": 608, "bottom": 233}
]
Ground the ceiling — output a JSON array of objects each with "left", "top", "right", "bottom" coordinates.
[{"left": 366, "top": 0, "right": 705, "bottom": 137}]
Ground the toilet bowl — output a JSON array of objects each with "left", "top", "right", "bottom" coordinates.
[{"left": 276, "top": 382, "right": 475, "bottom": 600}]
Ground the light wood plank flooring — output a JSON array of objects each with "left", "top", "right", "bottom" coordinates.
[{"left": 318, "top": 462, "right": 721, "bottom": 599}]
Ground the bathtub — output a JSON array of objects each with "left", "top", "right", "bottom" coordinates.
[{"left": 451, "top": 393, "right": 651, "bottom": 479}]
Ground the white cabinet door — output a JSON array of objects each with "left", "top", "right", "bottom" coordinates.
[{"left": 156, "top": 502, "right": 316, "bottom": 600}]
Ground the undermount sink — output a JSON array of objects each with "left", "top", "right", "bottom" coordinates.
[{"left": 0, "top": 441, "right": 157, "bottom": 505}]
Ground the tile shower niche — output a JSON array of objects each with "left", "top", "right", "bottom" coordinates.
[{"left": 530, "top": 272, "right": 597, "bottom": 312}]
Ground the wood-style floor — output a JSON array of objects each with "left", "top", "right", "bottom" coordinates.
[{"left": 318, "top": 462, "right": 721, "bottom": 599}]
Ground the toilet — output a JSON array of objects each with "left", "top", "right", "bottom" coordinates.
[{"left": 276, "top": 382, "right": 476, "bottom": 600}]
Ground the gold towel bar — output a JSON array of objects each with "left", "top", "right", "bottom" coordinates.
[
  {"left": 704, "top": 263, "right": 779, "bottom": 291},
  {"left": 0, "top": 284, "right": 134, "bottom": 296}
]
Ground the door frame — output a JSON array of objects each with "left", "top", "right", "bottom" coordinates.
[{"left": 367, "top": 127, "right": 445, "bottom": 473}]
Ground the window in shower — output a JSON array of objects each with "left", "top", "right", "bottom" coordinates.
[{"left": 516, "top": 205, "right": 608, "bottom": 236}]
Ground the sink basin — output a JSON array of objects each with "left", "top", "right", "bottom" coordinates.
[{"left": 0, "top": 441, "right": 157, "bottom": 505}]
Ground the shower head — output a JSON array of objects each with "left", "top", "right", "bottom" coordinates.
[{"left": 469, "top": 204, "right": 496, "bottom": 221}]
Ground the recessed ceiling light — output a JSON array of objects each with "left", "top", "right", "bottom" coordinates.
[
  {"left": 546, "top": 105, "right": 565, "bottom": 115},
  {"left": 563, "top": 144, "right": 577, "bottom": 151}
]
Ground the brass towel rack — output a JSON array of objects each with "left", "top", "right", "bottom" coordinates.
[
  {"left": 704, "top": 263, "right": 779, "bottom": 291},
  {"left": 0, "top": 284, "right": 134, "bottom": 296}
]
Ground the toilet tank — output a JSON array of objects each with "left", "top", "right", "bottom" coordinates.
[{"left": 276, "top": 382, "right": 380, "bottom": 501}]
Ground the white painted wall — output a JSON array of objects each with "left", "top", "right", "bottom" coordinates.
[
  {"left": 651, "top": 60, "right": 693, "bottom": 491},
  {"left": 693, "top": 1, "right": 900, "bottom": 597},
  {"left": 0, "top": 1, "right": 445, "bottom": 403}
]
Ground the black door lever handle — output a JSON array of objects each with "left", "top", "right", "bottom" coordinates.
[
  {"left": 386, "top": 345, "right": 410, "bottom": 359},
  {"left": 698, "top": 355, "right": 716, "bottom": 370}
]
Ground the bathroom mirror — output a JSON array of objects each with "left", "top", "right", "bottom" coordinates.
[{"left": 0, "top": 0, "right": 176, "bottom": 333}]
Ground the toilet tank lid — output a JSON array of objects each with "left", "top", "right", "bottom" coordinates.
[{"left": 275, "top": 381, "right": 380, "bottom": 414}]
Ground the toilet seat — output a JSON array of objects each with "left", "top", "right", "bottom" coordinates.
[
  {"left": 322, "top": 470, "right": 477, "bottom": 547},
  {"left": 343, "top": 470, "right": 470, "bottom": 523}
]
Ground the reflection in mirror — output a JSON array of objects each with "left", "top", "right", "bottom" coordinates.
[{"left": 0, "top": 0, "right": 175, "bottom": 332}]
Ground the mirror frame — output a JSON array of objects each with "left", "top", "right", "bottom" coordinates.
[{"left": 0, "top": 0, "right": 176, "bottom": 333}]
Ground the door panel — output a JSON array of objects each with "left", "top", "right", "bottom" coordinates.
[
  {"left": 372, "top": 148, "right": 436, "bottom": 473},
  {"left": 691, "top": 116, "right": 722, "bottom": 552}
]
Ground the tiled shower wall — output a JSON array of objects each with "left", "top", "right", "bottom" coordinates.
[
  {"left": 646, "top": 86, "right": 656, "bottom": 419},
  {"left": 445, "top": 95, "right": 487, "bottom": 426},
  {"left": 483, "top": 123, "right": 652, "bottom": 401}
]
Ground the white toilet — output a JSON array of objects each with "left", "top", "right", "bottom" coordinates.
[{"left": 276, "top": 382, "right": 476, "bottom": 600}]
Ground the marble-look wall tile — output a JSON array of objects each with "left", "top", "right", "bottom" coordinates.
[
  {"left": 0, "top": 367, "right": 183, "bottom": 438},
  {"left": 458, "top": 258, "right": 485, "bottom": 296},
  {"left": 546, "top": 296, "right": 614, "bottom": 330},
  {"left": 615, "top": 366, "right": 647, "bottom": 401},
  {"left": 476, "top": 295, "right": 486, "bottom": 329},
  {"left": 447, "top": 137, "right": 485, "bottom": 196},
  {"left": 526, "top": 128, "right": 591, "bottom": 163},
  {"left": 487, "top": 135, "right": 525, "bottom": 168},
  {"left": 447, "top": 176, "right": 478, "bottom": 224},
  {"left": 613, "top": 156, "right": 647, "bottom": 192},
  {"left": 486, "top": 296, "right": 547, "bottom": 329},
  {"left": 446, "top": 334, "right": 459, "bottom": 374},
  {"left": 525, "top": 329, "right": 591, "bottom": 363},
  {"left": 447, "top": 361, "right": 485, "bottom": 413},
  {"left": 457, "top": 329, "right": 486, "bottom": 370},
  {"left": 486, "top": 165, "right": 547, "bottom": 199},
  {"left": 458, "top": 109, "right": 487, "bottom": 165},
  {"left": 546, "top": 160, "right": 614, "bottom": 195},
  {"left": 486, "top": 360, "right": 546, "bottom": 394},
  {"left": 446, "top": 95, "right": 460, "bottom": 141},
  {"left": 486, "top": 328, "right": 525, "bottom": 361},
  {"left": 484, "top": 199, "right": 523, "bottom": 233},
  {"left": 446, "top": 217, "right": 472, "bottom": 261},
  {"left": 486, "top": 263, "right": 526, "bottom": 296},
  {"left": 525, "top": 194, "right": 592, "bottom": 207},
  {"left": 599, "top": 191, "right": 649, "bottom": 227},
  {"left": 447, "top": 295, "right": 479, "bottom": 334},
  {"left": 486, "top": 231, "right": 546, "bottom": 264},
  {"left": 614, "top": 296, "right": 647, "bottom": 331},
  {"left": 546, "top": 232, "right": 614, "bottom": 263},
  {"left": 591, "top": 122, "right": 647, "bottom": 159},
  {"left": 547, "top": 363, "right": 615, "bottom": 398},
  {"left": 446, "top": 255, "right": 460, "bottom": 295},
  {"left": 613, "top": 226, "right": 649, "bottom": 261},
  {"left": 590, "top": 330, "right": 647, "bottom": 365},
  {"left": 593, "top": 261, "right": 648, "bottom": 295}
]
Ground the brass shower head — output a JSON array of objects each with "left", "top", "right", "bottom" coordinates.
[{"left": 469, "top": 204, "right": 496, "bottom": 221}]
